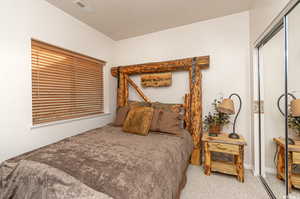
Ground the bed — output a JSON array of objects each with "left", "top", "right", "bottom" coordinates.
[
  {"left": 0, "top": 56, "right": 209, "bottom": 199},
  {"left": 0, "top": 125, "right": 192, "bottom": 199}
]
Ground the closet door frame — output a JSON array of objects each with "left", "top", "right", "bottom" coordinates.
[{"left": 256, "top": 25, "right": 284, "bottom": 199}]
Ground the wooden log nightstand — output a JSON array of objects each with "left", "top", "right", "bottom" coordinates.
[
  {"left": 202, "top": 133, "right": 247, "bottom": 182},
  {"left": 274, "top": 137, "right": 300, "bottom": 192}
]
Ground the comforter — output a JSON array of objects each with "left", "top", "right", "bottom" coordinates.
[{"left": 0, "top": 125, "right": 193, "bottom": 199}]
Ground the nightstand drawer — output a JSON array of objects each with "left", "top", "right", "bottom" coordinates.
[
  {"left": 208, "top": 143, "right": 239, "bottom": 155},
  {"left": 293, "top": 152, "right": 300, "bottom": 164}
]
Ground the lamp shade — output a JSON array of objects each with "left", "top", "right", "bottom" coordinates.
[
  {"left": 291, "top": 99, "right": 300, "bottom": 117},
  {"left": 217, "top": 98, "right": 235, "bottom": 115}
]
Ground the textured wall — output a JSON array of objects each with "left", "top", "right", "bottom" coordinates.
[{"left": 0, "top": 0, "right": 116, "bottom": 162}]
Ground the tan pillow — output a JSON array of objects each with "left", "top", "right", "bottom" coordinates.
[
  {"left": 157, "top": 110, "right": 181, "bottom": 136},
  {"left": 150, "top": 109, "right": 162, "bottom": 132},
  {"left": 114, "top": 106, "right": 130, "bottom": 126},
  {"left": 123, "top": 107, "right": 154, "bottom": 136}
]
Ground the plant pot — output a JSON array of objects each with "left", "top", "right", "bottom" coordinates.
[{"left": 209, "top": 125, "right": 222, "bottom": 136}]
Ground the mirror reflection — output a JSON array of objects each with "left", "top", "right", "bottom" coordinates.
[
  {"left": 260, "top": 28, "right": 286, "bottom": 198},
  {"left": 287, "top": 3, "right": 300, "bottom": 198}
]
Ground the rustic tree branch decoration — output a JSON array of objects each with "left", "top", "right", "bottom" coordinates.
[{"left": 112, "top": 56, "right": 210, "bottom": 165}]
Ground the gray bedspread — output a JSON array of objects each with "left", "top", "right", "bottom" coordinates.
[{"left": 0, "top": 125, "right": 193, "bottom": 199}]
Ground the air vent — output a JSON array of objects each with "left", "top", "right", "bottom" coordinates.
[
  {"left": 74, "top": 0, "right": 87, "bottom": 7},
  {"left": 76, "top": 1, "right": 86, "bottom": 8},
  {"left": 73, "top": 0, "right": 93, "bottom": 12}
]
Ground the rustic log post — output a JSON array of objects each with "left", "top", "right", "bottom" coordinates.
[
  {"left": 184, "top": 94, "right": 191, "bottom": 130},
  {"left": 204, "top": 142, "right": 211, "bottom": 175},
  {"left": 188, "top": 67, "right": 192, "bottom": 92},
  {"left": 276, "top": 145, "right": 284, "bottom": 180},
  {"left": 190, "top": 64, "right": 202, "bottom": 165},
  {"left": 117, "top": 72, "right": 126, "bottom": 107},
  {"left": 237, "top": 145, "right": 244, "bottom": 182},
  {"left": 288, "top": 151, "right": 292, "bottom": 193},
  {"left": 124, "top": 74, "right": 129, "bottom": 106}
]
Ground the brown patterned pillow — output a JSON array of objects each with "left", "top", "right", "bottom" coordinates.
[
  {"left": 150, "top": 108, "right": 162, "bottom": 132},
  {"left": 114, "top": 106, "right": 130, "bottom": 126},
  {"left": 123, "top": 107, "right": 154, "bottom": 136},
  {"left": 157, "top": 110, "right": 181, "bottom": 136}
]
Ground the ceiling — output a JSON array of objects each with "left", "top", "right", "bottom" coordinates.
[{"left": 46, "top": 0, "right": 252, "bottom": 41}]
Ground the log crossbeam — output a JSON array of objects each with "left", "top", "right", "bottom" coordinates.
[
  {"left": 111, "top": 56, "right": 209, "bottom": 77},
  {"left": 126, "top": 76, "right": 151, "bottom": 103}
]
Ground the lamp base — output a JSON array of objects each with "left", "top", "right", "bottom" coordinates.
[
  {"left": 229, "top": 133, "right": 240, "bottom": 139},
  {"left": 288, "top": 138, "right": 295, "bottom": 145}
]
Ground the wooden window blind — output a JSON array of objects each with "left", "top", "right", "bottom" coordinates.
[{"left": 31, "top": 40, "right": 105, "bottom": 125}]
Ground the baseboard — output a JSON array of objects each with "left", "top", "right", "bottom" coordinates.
[
  {"left": 244, "top": 164, "right": 253, "bottom": 170},
  {"left": 265, "top": 167, "right": 277, "bottom": 175}
]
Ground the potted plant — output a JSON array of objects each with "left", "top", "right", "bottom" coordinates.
[
  {"left": 288, "top": 113, "right": 300, "bottom": 136},
  {"left": 203, "top": 99, "right": 230, "bottom": 136}
]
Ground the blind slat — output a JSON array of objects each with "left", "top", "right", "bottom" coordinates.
[
  {"left": 33, "top": 109, "right": 102, "bottom": 119},
  {"left": 32, "top": 59, "right": 102, "bottom": 73},
  {"left": 32, "top": 40, "right": 105, "bottom": 65},
  {"left": 33, "top": 112, "right": 103, "bottom": 125},
  {"left": 33, "top": 106, "right": 103, "bottom": 115},
  {"left": 32, "top": 40, "right": 105, "bottom": 125}
]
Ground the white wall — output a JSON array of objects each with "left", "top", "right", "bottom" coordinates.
[
  {"left": 250, "top": 0, "right": 290, "bottom": 43},
  {"left": 114, "top": 12, "right": 252, "bottom": 165},
  {"left": 0, "top": 0, "right": 116, "bottom": 162}
]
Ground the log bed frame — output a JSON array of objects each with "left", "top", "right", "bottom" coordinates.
[{"left": 111, "top": 56, "right": 210, "bottom": 165}]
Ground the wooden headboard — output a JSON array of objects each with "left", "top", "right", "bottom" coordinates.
[{"left": 111, "top": 56, "right": 210, "bottom": 165}]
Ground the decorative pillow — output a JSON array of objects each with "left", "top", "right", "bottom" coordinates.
[
  {"left": 128, "top": 100, "right": 151, "bottom": 108},
  {"left": 151, "top": 102, "right": 182, "bottom": 113},
  {"left": 150, "top": 108, "right": 162, "bottom": 132},
  {"left": 157, "top": 110, "right": 181, "bottom": 136},
  {"left": 114, "top": 106, "right": 130, "bottom": 126},
  {"left": 123, "top": 107, "right": 154, "bottom": 136}
]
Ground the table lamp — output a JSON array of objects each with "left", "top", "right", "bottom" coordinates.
[
  {"left": 217, "top": 93, "right": 242, "bottom": 139},
  {"left": 277, "top": 93, "right": 300, "bottom": 145}
]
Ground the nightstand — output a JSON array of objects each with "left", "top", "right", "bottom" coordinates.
[
  {"left": 202, "top": 132, "right": 247, "bottom": 182},
  {"left": 274, "top": 137, "right": 300, "bottom": 192}
]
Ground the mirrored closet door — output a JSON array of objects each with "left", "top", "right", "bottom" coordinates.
[
  {"left": 287, "top": 4, "right": 300, "bottom": 198},
  {"left": 259, "top": 27, "right": 286, "bottom": 199},
  {"left": 257, "top": 1, "right": 300, "bottom": 198}
]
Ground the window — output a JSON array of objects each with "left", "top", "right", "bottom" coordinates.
[{"left": 31, "top": 40, "right": 105, "bottom": 125}]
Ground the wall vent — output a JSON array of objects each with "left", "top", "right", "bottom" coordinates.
[
  {"left": 73, "top": 0, "right": 93, "bottom": 12},
  {"left": 74, "top": 0, "right": 88, "bottom": 8},
  {"left": 76, "top": 1, "right": 86, "bottom": 8}
]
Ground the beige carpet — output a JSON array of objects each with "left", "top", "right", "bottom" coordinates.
[
  {"left": 265, "top": 172, "right": 300, "bottom": 198},
  {"left": 180, "top": 165, "right": 268, "bottom": 199}
]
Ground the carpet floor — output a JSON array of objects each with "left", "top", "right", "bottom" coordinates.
[
  {"left": 180, "top": 165, "right": 268, "bottom": 199},
  {"left": 265, "top": 173, "right": 300, "bottom": 198}
]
